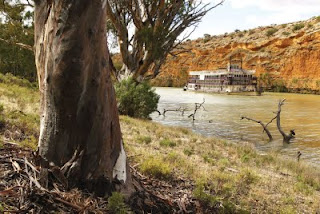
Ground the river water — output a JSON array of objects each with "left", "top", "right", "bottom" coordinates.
[{"left": 150, "top": 87, "right": 320, "bottom": 165}]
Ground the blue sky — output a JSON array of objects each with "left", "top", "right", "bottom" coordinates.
[{"left": 188, "top": 0, "right": 320, "bottom": 39}]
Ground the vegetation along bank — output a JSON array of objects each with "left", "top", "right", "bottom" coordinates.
[{"left": 1, "top": 74, "right": 320, "bottom": 213}]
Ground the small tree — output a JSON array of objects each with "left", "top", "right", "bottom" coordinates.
[
  {"left": 115, "top": 78, "right": 160, "bottom": 119},
  {"left": 106, "top": 0, "right": 224, "bottom": 81}
]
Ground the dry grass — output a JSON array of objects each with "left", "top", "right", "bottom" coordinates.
[
  {"left": 121, "top": 116, "right": 320, "bottom": 213},
  {"left": 1, "top": 76, "right": 320, "bottom": 213},
  {"left": 0, "top": 76, "right": 39, "bottom": 149}
]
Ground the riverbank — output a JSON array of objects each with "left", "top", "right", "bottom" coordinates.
[
  {"left": 1, "top": 75, "right": 320, "bottom": 213},
  {"left": 121, "top": 116, "right": 320, "bottom": 213},
  {"left": 152, "top": 87, "right": 320, "bottom": 166}
]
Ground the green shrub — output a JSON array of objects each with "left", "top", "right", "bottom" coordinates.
[
  {"left": 165, "top": 152, "right": 181, "bottom": 164},
  {"left": 159, "top": 138, "right": 176, "bottom": 147},
  {"left": 294, "top": 182, "right": 314, "bottom": 196},
  {"left": 266, "top": 28, "right": 278, "bottom": 37},
  {"left": 140, "top": 157, "right": 172, "bottom": 179},
  {"left": 237, "top": 145, "right": 257, "bottom": 163},
  {"left": 282, "top": 31, "right": 290, "bottom": 36},
  {"left": 202, "top": 154, "right": 214, "bottom": 164},
  {"left": 107, "top": 192, "right": 129, "bottom": 214},
  {"left": 6, "top": 111, "right": 39, "bottom": 138},
  {"left": 259, "top": 72, "right": 272, "bottom": 87},
  {"left": 115, "top": 78, "right": 160, "bottom": 119},
  {"left": 183, "top": 148, "right": 194, "bottom": 156},
  {"left": 272, "top": 80, "right": 288, "bottom": 92},
  {"left": 293, "top": 23, "right": 304, "bottom": 31},
  {"left": 316, "top": 16, "right": 320, "bottom": 22},
  {"left": 136, "top": 135, "right": 152, "bottom": 144},
  {"left": 20, "top": 136, "right": 37, "bottom": 150},
  {"left": 237, "top": 169, "right": 259, "bottom": 185},
  {"left": 0, "top": 73, "right": 37, "bottom": 88},
  {"left": 193, "top": 182, "right": 219, "bottom": 207}
]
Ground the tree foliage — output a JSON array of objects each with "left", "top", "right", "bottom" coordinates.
[
  {"left": 0, "top": 0, "right": 35, "bottom": 81},
  {"left": 115, "top": 78, "right": 160, "bottom": 119},
  {"left": 106, "top": 0, "right": 224, "bottom": 81}
]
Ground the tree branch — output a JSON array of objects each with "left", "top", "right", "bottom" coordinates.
[
  {"left": 188, "top": 99, "right": 205, "bottom": 121},
  {"left": 107, "top": 0, "right": 224, "bottom": 81},
  {"left": 240, "top": 116, "right": 274, "bottom": 141},
  {"left": 0, "top": 37, "right": 33, "bottom": 52},
  {"left": 276, "top": 99, "right": 295, "bottom": 143}
]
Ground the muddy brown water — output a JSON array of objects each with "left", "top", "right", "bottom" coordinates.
[{"left": 151, "top": 87, "right": 320, "bottom": 165}]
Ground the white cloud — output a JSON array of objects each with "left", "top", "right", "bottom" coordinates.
[
  {"left": 244, "top": 11, "right": 303, "bottom": 27},
  {"left": 230, "top": 0, "right": 320, "bottom": 13},
  {"left": 187, "top": 0, "right": 320, "bottom": 38},
  {"left": 229, "top": 0, "right": 320, "bottom": 27}
]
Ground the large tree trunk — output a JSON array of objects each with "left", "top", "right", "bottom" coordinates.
[{"left": 34, "top": 0, "right": 132, "bottom": 194}]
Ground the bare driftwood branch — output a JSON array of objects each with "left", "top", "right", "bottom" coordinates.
[
  {"left": 276, "top": 99, "right": 295, "bottom": 143},
  {"left": 157, "top": 107, "right": 188, "bottom": 116},
  {"left": 240, "top": 116, "right": 275, "bottom": 141},
  {"left": 188, "top": 99, "right": 205, "bottom": 121},
  {"left": 241, "top": 99, "right": 295, "bottom": 143}
]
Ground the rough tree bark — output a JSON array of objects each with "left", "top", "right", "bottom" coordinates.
[
  {"left": 34, "top": 0, "right": 132, "bottom": 194},
  {"left": 276, "top": 99, "right": 295, "bottom": 143}
]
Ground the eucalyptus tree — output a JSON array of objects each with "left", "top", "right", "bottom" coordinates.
[
  {"left": 34, "top": 0, "right": 132, "bottom": 194},
  {"left": 0, "top": 0, "right": 35, "bottom": 80},
  {"left": 106, "top": 0, "right": 224, "bottom": 81}
]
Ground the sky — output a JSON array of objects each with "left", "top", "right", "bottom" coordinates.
[{"left": 188, "top": 0, "right": 320, "bottom": 39}]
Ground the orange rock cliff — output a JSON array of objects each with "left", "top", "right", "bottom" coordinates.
[{"left": 152, "top": 17, "right": 320, "bottom": 92}]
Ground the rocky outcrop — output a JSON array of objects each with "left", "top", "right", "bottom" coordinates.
[{"left": 153, "top": 17, "right": 320, "bottom": 92}]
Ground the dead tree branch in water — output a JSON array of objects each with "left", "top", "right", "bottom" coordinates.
[
  {"left": 276, "top": 99, "right": 295, "bottom": 143},
  {"left": 156, "top": 107, "right": 188, "bottom": 116},
  {"left": 188, "top": 99, "right": 206, "bottom": 121},
  {"left": 240, "top": 115, "right": 277, "bottom": 141}
]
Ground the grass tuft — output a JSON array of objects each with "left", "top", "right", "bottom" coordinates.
[
  {"left": 107, "top": 192, "right": 130, "bottom": 214},
  {"left": 140, "top": 157, "right": 172, "bottom": 179},
  {"left": 136, "top": 135, "right": 152, "bottom": 144},
  {"left": 159, "top": 138, "right": 176, "bottom": 147},
  {"left": 183, "top": 148, "right": 194, "bottom": 156}
]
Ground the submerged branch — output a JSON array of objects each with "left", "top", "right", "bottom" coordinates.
[
  {"left": 157, "top": 107, "right": 189, "bottom": 116},
  {"left": 276, "top": 99, "right": 295, "bottom": 143},
  {"left": 188, "top": 99, "right": 205, "bottom": 121},
  {"left": 240, "top": 116, "right": 273, "bottom": 141}
]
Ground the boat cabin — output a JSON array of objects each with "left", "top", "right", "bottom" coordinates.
[{"left": 187, "top": 64, "right": 257, "bottom": 93}]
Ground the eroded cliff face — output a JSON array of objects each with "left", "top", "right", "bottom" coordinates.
[{"left": 152, "top": 17, "right": 320, "bottom": 92}]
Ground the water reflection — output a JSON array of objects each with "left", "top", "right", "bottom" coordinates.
[{"left": 151, "top": 87, "right": 320, "bottom": 165}]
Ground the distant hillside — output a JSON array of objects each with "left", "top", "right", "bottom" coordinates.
[{"left": 152, "top": 16, "right": 320, "bottom": 93}]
